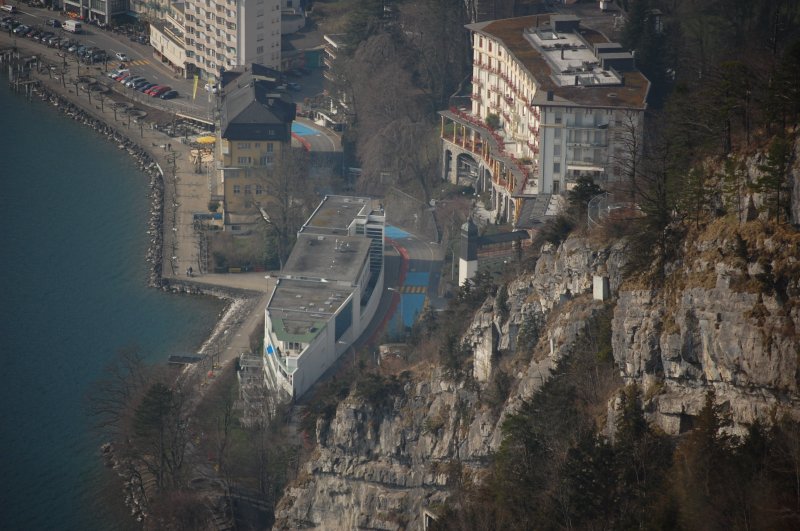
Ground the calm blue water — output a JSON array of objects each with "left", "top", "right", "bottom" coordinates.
[{"left": 0, "top": 81, "right": 224, "bottom": 529}]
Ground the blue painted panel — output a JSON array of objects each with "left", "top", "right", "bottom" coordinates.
[
  {"left": 385, "top": 225, "right": 410, "bottom": 239},
  {"left": 404, "top": 271, "right": 430, "bottom": 287},
  {"left": 291, "top": 122, "right": 318, "bottom": 136}
]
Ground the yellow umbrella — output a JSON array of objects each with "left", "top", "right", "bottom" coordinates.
[{"left": 196, "top": 135, "right": 216, "bottom": 144}]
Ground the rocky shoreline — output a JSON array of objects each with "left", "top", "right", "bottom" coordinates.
[
  {"left": 29, "top": 82, "right": 168, "bottom": 288},
  {"left": 3, "top": 48, "right": 260, "bottom": 525}
]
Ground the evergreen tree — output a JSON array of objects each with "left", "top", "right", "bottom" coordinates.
[
  {"left": 671, "top": 389, "right": 733, "bottom": 529},
  {"left": 754, "top": 134, "right": 792, "bottom": 223},
  {"left": 567, "top": 175, "right": 603, "bottom": 221}
]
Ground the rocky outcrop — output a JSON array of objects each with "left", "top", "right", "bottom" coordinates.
[
  {"left": 274, "top": 237, "right": 627, "bottom": 529},
  {"left": 791, "top": 136, "right": 800, "bottom": 226},
  {"left": 613, "top": 221, "right": 800, "bottom": 435}
]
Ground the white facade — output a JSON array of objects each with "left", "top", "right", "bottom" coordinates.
[
  {"left": 262, "top": 196, "right": 386, "bottom": 400},
  {"left": 441, "top": 14, "right": 649, "bottom": 227},
  {"left": 150, "top": 10, "right": 188, "bottom": 76},
  {"left": 183, "top": 0, "right": 281, "bottom": 80}
]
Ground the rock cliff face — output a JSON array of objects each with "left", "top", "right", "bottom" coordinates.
[
  {"left": 612, "top": 221, "right": 800, "bottom": 435},
  {"left": 274, "top": 214, "right": 800, "bottom": 527},
  {"left": 273, "top": 237, "right": 627, "bottom": 529}
]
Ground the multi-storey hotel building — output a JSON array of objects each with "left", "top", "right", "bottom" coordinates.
[
  {"left": 441, "top": 14, "right": 650, "bottom": 228},
  {"left": 183, "top": 0, "right": 282, "bottom": 80}
]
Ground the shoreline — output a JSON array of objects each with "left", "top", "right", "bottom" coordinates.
[
  {"left": 2, "top": 39, "right": 266, "bottom": 525},
  {"left": 1, "top": 41, "right": 264, "bottom": 357}
]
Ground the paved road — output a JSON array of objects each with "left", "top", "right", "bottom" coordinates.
[{"left": 8, "top": 5, "right": 327, "bottom": 122}]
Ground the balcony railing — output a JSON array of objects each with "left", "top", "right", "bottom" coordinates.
[{"left": 445, "top": 107, "right": 535, "bottom": 194}]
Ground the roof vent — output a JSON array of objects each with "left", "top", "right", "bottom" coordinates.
[{"left": 608, "top": 93, "right": 618, "bottom": 99}]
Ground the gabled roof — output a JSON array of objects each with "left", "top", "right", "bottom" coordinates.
[{"left": 220, "top": 72, "right": 296, "bottom": 141}]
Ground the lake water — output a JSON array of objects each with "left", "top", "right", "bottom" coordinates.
[{"left": 0, "top": 79, "right": 224, "bottom": 529}]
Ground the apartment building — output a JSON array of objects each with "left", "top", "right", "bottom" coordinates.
[
  {"left": 183, "top": 0, "right": 281, "bottom": 80},
  {"left": 218, "top": 69, "right": 296, "bottom": 231},
  {"left": 440, "top": 14, "right": 649, "bottom": 228},
  {"left": 263, "top": 195, "right": 385, "bottom": 399},
  {"left": 149, "top": 3, "right": 188, "bottom": 76}
]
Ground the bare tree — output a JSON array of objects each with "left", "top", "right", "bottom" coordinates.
[
  {"left": 86, "top": 347, "right": 150, "bottom": 437},
  {"left": 252, "top": 148, "right": 316, "bottom": 268}
]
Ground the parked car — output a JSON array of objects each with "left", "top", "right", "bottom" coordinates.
[
  {"left": 132, "top": 79, "right": 150, "bottom": 90},
  {"left": 115, "top": 52, "right": 129, "bottom": 62},
  {"left": 137, "top": 82, "right": 156, "bottom": 92},
  {"left": 46, "top": 19, "right": 61, "bottom": 28},
  {"left": 115, "top": 71, "right": 133, "bottom": 82},
  {"left": 125, "top": 76, "right": 145, "bottom": 87},
  {"left": 159, "top": 90, "right": 178, "bottom": 100},
  {"left": 144, "top": 85, "right": 163, "bottom": 96},
  {"left": 150, "top": 86, "right": 171, "bottom": 97},
  {"left": 12, "top": 25, "right": 28, "bottom": 35},
  {"left": 287, "top": 82, "right": 301, "bottom": 91}
]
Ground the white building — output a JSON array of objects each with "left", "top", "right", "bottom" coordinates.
[
  {"left": 440, "top": 14, "right": 650, "bottom": 228},
  {"left": 149, "top": 4, "right": 189, "bottom": 77},
  {"left": 263, "top": 196, "right": 385, "bottom": 400},
  {"left": 182, "top": 0, "right": 282, "bottom": 80}
]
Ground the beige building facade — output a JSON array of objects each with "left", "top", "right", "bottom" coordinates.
[{"left": 441, "top": 14, "right": 649, "bottom": 227}]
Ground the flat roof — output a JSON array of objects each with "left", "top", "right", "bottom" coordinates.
[
  {"left": 267, "top": 278, "right": 353, "bottom": 342},
  {"left": 469, "top": 14, "right": 649, "bottom": 110},
  {"left": 282, "top": 233, "right": 370, "bottom": 283},
  {"left": 302, "top": 195, "right": 375, "bottom": 235}
]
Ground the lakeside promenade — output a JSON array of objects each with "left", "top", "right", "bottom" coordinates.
[{"left": 1, "top": 32, "right": 270, "bottom": 374}]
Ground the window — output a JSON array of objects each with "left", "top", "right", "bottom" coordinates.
[
  {"left": 553, "top": 180, "right": 560, "bottom": 194},
  {"left": 255, "top": 185, "right": 263, "bottom": 195},
  {"left": 554, "top": 111, "right": 562, "bottom": 124},
  {"left": 553, "top": 162, "right": 561, "bottom": 174},
  {"left": 268, "top": 129, "right": 275, "bottom": 136},
  {"left": 257, "top": 21, "right": 263, "bottom": 29},
  {"left": 237, "top": 142, "right": 250, "bottom": 149},
  {"left": 244, "top": 185, "right": 252, "bottom": 195},
  {"left": 237, "top": 156, "right": 251, "bottom": 164},
  {"left": 554, "top": 128, "right": 561, "bottom": 139},
  {"left": 266, "top": 142, "right": 273, "bottom": 153},
  {"left": 553, "top": 145, "right": 561, "bottom": 156},
  {"left": 256, "top": 45, "right": 264, "bottom": 54},
  {"left": 233, "top": 185, "right": 241, "bottom": 194}
]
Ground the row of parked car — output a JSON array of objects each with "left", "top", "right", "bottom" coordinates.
[
  {"left": 108, "top": 69, "right": 178, "bottom": 99},
  {"left": 4, "top": 17, "right": 110, "bottom": 63}
]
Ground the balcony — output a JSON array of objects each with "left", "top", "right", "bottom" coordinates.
[{"left": 441, "top": 107, "right": 536, "bottom": 197}]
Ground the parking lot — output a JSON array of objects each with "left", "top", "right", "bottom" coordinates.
[{"left": 3, "top": 4, "right": 327, "bottom": 120}]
